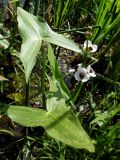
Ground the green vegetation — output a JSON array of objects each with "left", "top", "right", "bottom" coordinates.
[{"left": 0, "top": 0, "right": 120, "bottom": 159}]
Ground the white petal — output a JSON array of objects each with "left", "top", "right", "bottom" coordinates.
[
  {"left": 81, "top": 74, "right": 90, "bottom": 82},
  {"left": 83, "top": 40, "right": 92, "bottom": 49},
  {"left": 77, "top": 63, "right": 82, "bottom": 67},
  {"left": 77, "top": 66, "right": 82, "bottom": 71},
  {"left": 74, "top": 67, "right": 90, "bottom": 82},
  {"left": 87, "top": 65, "right": 91, "bottom": 71},
  {"left": 68, "top": 68, "right": 75, "bottom": 73},
  {"left": 87, "top": 65, "right": 96, "bottom": 77},
  {"left": 74, "top": 71, "right": 81, "bottom": 81},
  {"left": 91, "top": 45, "right": 98, "bottom": 53},
  {"left": 78, "top": 67, "right": 87, "bottom": 73}
]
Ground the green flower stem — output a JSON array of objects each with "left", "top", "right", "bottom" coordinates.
[
  {"left": 69, "top": 48, "right": 89, "bottom": 103},
  {"left": 34, "top": 0, "right": 40, "bottom": 16},
  {"left": 83, "top": 51, "right": 88, "bottom": 67},
  {"left": 69, "top": 82, "right": 83, "bottom": 103},
  {"left": 41, "top": 45, "right": 46, "bottom": 109}
]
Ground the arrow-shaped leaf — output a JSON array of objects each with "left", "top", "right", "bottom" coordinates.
[{"left": 17, "top": 7, "right": 81, "bottom": 83}]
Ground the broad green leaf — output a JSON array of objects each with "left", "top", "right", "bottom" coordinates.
[
  {"left": 17, "top": 7, "right": 81, "bottom": 83},
  {"left": 0, "top": 92, "right": 94, "bottom": 152},
  {"left": 46, "top": 78, "right": 95, "bottom": 152},
  {"left": 17, "top": 7, "right": 42, "bottom": 83},
  {"left": 47, "top": 110, "right": 95, "bottom": 152},
  {"left": 38, "top": 17, "right": 81, "bottom": 53},
  {"left": 1, "top": 105, "right": 50, "bottom": 127},
  {"left": 47, "top": 79, "right": 65, "bottom": 112}
]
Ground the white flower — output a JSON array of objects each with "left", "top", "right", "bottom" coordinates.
[
  {"left": 87, "top": 65, "right": 96, "bottom": 77},
  {"left": 74, "top": 66, "right": 90, "bottom": 82},
  {"left": 83, "top": 40, "right": 98, "bottom": 53},
  {"left": 74, "top": 64, "right": 96, "bottom": 82}
]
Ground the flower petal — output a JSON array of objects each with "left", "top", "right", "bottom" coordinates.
[
  {"left": 83, "top": 40, "right": 92, "bottom": 49},
  {"left": 77, "top": 63, "right": 82, "bottom": 68},
  {"left": 91, "top": 45, "right": 98, "bottom": 53},
  {"left": 74, "top": 71, "right": 81, "bottom": 81},
  {"left": 68, "top": 68, "right": 75, "bottom": 73},
  {"left": 87, "top": 65, "right": 96, "bottom": 77}
]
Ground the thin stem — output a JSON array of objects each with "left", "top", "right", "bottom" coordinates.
[
  {"left": 41, "top": 46, "right": 46, "bottom": 109},
  {"left": 24, "top": 82, "right": 30, "bottom": 138},
  {"left": 68, "top": 47, "right": 89, "bottom": 103},
  {"left": 54, "top": 25, "right": 101, "bottom": 34},
  {"left": 83, "top": 51, "right": 88, "bottom": 67},
  {"left": 69, "top": 82, "right": 83, "bottom": 103},
  {"left": 34, "top": 0, "right": 40, "bottom": 16},
  {"left": 25, "top": 82, "right": 29, "bottom": 106}
]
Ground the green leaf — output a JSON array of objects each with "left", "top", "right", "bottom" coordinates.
[
  {"left": 17, "top": 7, "right": 81, "bottom": 83},
  {"left": 0, "top": 86, "right": 94, "bottom": 152},
  {"left": 38, "top": 16, "right": 81, "bottom": 53},
  {"left": 48, "top": 44, "right": 71, "bottom": 99},
  {"left": 107, "top": 121, "right": 120, "bottom": 138},
  {"left": 90, "top": 106, "right": 120, "bottom": 126},
  {"left": 0, "top": 105, "right": 51, "bottom": 127},
  {"left": 46, "top": 78, "right": 95, "bottom": 152},
  {"left": 17, "top": 7, "right": 42, "bottom": 83}
]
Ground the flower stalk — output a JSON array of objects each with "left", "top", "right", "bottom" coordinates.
[{"left": 70, "top": 81, "right": 83, "bottom": 103}]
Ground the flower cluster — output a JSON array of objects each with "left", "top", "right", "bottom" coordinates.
[
  {"left": 69, "top": 64, "right": 96, "bottom": 83},
  {"left": 68, "top": 40, "right": 97, "bottom": 83}
]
